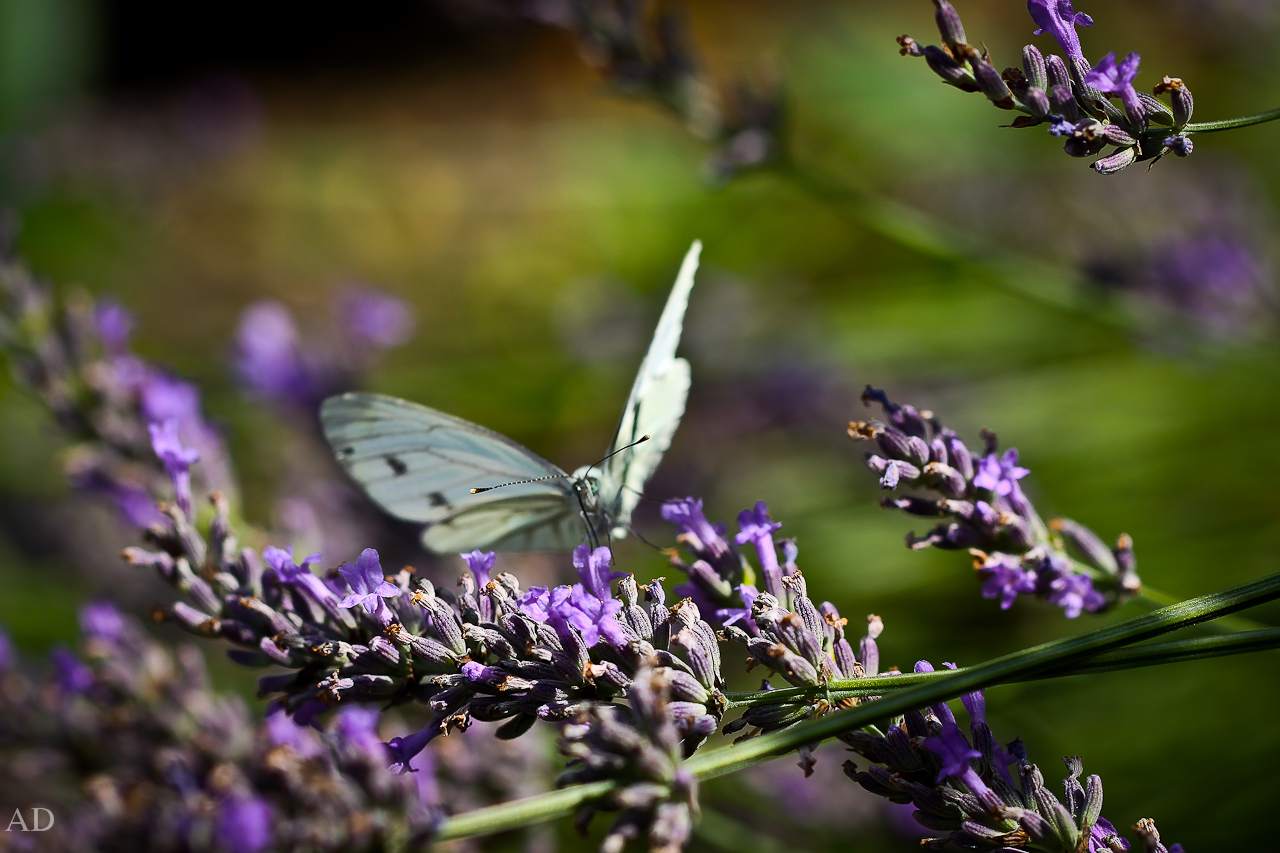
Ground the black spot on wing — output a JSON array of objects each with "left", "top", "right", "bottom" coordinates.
[
  {"left": 385, "top": 455, "right": 409, "bottom": 476},
  {"left": 428, "top": 491, "right": 451, "bottom": 508}
]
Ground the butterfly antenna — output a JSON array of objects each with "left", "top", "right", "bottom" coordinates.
[
  {"left": 470, "top": 473, "right": 570, "bottom": 494},
  {"left": 582, "top": 434, "right": 651, "bottom": 482}
]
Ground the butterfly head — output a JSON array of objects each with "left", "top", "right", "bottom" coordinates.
[{"left": 569, "top": 464, "right": 602, "bottom": 503}]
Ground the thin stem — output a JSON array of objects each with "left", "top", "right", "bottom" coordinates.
[
  {"left": 1184, "top": 107, "right": 1280, "bottom": 134},
  {"left": 431, "top": 571, "right": 1280, "bottom": 841},
  {"left": 432, "top": 781, "right": 613, "bottom": 842},
  {"left": 1135, "top": 583, "right": 1268, "bottom": 633},
  {"left": 722, "top": 626, "right": 1280, "bottom": 708}
]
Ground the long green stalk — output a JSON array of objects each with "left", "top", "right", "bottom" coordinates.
[
  {"left": 1184, "top": 107, "right": 1280, "bottom": 134},
  {"left": 432, "top": 571, "right": 1280, "bottom": 842},
  {"left": 722, "top": 626, "right": 1280, "bottom": 708}
]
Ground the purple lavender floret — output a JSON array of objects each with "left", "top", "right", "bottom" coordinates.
[
  {"left": 460, "top": 549, "right": 496, "bottom": 586},
  {"left": 1027, "top": 0, "right": 1093, "bottom": 63},
  {"left": 735, "top": 501, "right": 786, "bottom": 599},
  {"left": 338, "top": 286, "right": 415, "bottom": 349},
  {"left": 50, "top": 647, "right": 95, "bottom": 694},
  {"left": 234, "top": 300, "right": 316, "bottom": 409},
  {"left": 147, "top": 417, "right": 200, "bottom": 516},
  {"left": 93, "top": 298, "right": 135, "bottom": 356},
  {"left": 978, "top": 553, "right": 1038, "bottom": 609},
  {"left": 1084, "top": 51, "right": 1145, "bottom": 126},
  {"left": 387, "top": 716, "right": 445, "bottom": 774},
  {"left": 573, "top": 543, "right": 623, "bottom": 600},
  {"left": 79, "top": 601, "right": 127, "bottom": 642},
  {"left": 215, "top": 796, "right": 274, "bottom": 853},
  {"left": 972, "top": 449, "right": 1029, "bottom": 496},
  {"left": 234, "top": 288, "right": 414, "bottom": 413},
  {"left": 338, "top": 548, "right": 401, "bottom": 625}
]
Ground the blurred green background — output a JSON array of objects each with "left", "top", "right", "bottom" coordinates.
[{"left": 1, "top": 0, "right": 1278, "bottom": 848}]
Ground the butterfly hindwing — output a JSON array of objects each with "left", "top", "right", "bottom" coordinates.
[{"left": 420, "top": 495, "right": 587, "bottom": 553}]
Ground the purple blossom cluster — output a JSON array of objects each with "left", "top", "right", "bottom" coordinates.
[
  {"left": 0, "top": 606, "right": 437, "bottom": 853},
  {"left": 897, "top": 1, "right": 1197, "bottom": 173},
  {"left": 233, "top": 287, "right": 413, "bottom": 417},
  {"left": 840, "top": 662, "right": 1182, "bottom": 852},
  {"left": 0, "top": 256, "right": 1188, "bottom": 853},
  {"left": 850, "top": 387, "right": 1140, "bottom": 618}
]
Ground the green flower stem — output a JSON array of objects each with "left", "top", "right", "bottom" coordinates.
[
  {"left": 431, "top": 571, "right": 1280, "bottom": 842},
  {"left": 722, "top": 626, "right": 1280, "bottom": 709},
  {"left": 1184, "top": 107, "right": 1280, "bottom": 134},
  {"left": 432, "top": 781, "right": 614, "bottom": 842},
  {"left": 1134, "top": 583, "right": 1267, "bottom": 633}
]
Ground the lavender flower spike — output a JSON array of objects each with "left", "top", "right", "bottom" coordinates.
[
  {"left": 338, "top": 548, "right": 401, "bottom": 625},
  {"left": 1027, "top": 0, "right": 1094, "bottom": 64},
  {"left": 1084, "top": 51, "right": 1145, "bottom": 126},
  {"left": 147, "top": 417, "right": 200, "bottom": 517}
]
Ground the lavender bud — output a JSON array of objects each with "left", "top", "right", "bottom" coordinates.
[
  {"left": 896, "top": 34, "right": 925, "bottom": 58},
  {"left": 1135, "top": 92, "right": 1174, "bottom": 126},
  {"left": 1049, "top": 85, "right": 1080, "bottom": 121},
  {"left": 1091, "top": 146, "right": 1138, "bottom": 175},
  {"left": 1045, "top": 54, "right": 1070, "bottom": 90},
  {"left": 1022, "top": 45, "right": 1047, "bottom": 90},
  {"left": 1082, "top": 775, "right": 1104, "bottom": 833},
  {"left": 932, "top": 0, "right": 967, "bottom": 51},
  {"left": 970, "top": 56, "right": 1015, "bottom": 109},
  {"left": 1098, "top": 124, "right": 1137, "bottom": 147},
  {"left": 1164, "top": 135, "right": 1193, "bottom": 157},
  {"left": 1023, "top": 87, "right": 1050, "bottom": 118},
  {"left": 923, "top": 46, "right": 979, "bottom": 92},
  {"left": 922, "top": 462, "right": 967, "bottom": 498},
  {"left": 671, "top": 627, "right": 717, "bottom": 689},
  {"left": 667, "top": 670, "right": 710, "bottom": 704},
  {"left": 1154, "top": 76, "right": 1194, "bottom": 126},
  {"left": 1051, "top": 518, "right": 1118, "bottom": 574}
]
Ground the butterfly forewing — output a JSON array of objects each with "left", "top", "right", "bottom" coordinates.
[
  {"left": 321, "top": 393, "right": 575, "bottom": 528},
  {"left": 601, "top": 240, "right": 700, "bottom": 535}
]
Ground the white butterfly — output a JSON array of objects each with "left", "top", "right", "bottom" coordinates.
[{"left": 320, "top": 241, "right": 701, "bottom": 554}]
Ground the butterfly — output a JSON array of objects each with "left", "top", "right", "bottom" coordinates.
[{"left": 320, "top": 241, "right": 701, "bottom": 554}]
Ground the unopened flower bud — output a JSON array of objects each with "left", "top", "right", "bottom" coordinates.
[
  {"left": 1022, "top": 87, "right": 1050, "bottom": 118},
  {"left": 1049, "top": 85, "right": 1080, "bottom": 121},
  {"left": 923, "top": 46, "right": 978, "bottom": 92},
  {"left": 932, "top": 0, "right": 967, "bottom": 51},
  {"left": 1022, "top": 45, "right": 1048, "bottom": 90},
  {"left": 1136, "top": 92, "right": 1174, "bottom": 126},
  {"left": 896, "top": 34, "right": 924, "bottom": 57},
  {"left": 1154, "top": 76, "right": 1194, "bottom": 126},
  {"left": 1091, "top": 146, "right": 1137, "bottom": 175},
  {"left": 1045, "top": 54, "right": 1070, "bottom": 90},
  {"left": 970, "top": 57, "right": 1015, "bottom": 109},
  {"left": 1098, "top": 124, "right": 1137, "bottom": 147}
]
